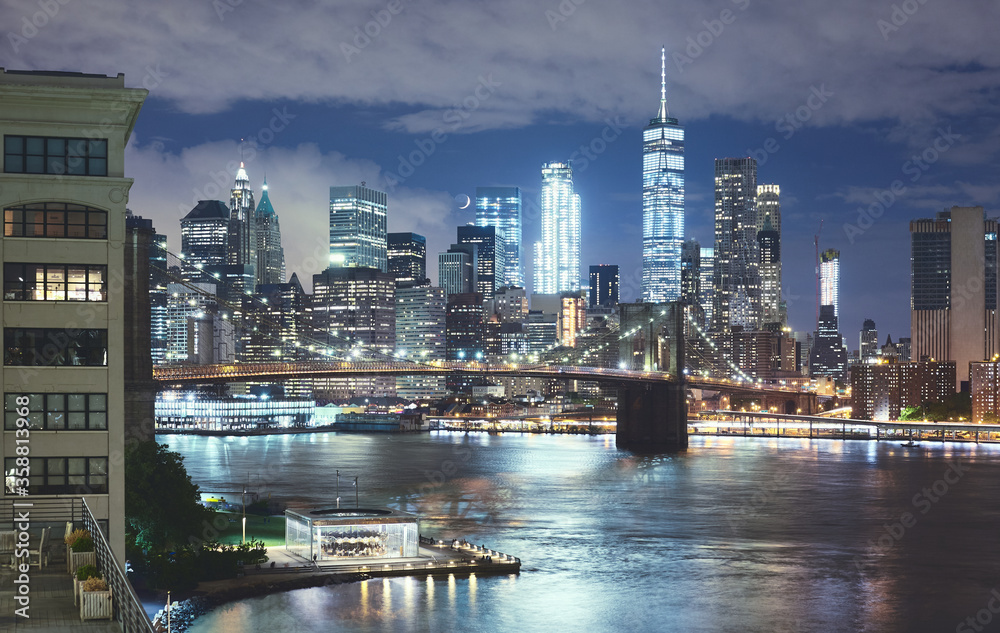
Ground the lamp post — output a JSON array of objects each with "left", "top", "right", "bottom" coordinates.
[
  {"left": 354, "top": 477, "right": 359, "bottom": 508},
  {"left": 336, "top": 469, "right": 340, "bottom": 509}
]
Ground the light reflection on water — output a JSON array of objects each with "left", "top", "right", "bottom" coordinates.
[{"left": 172, "top": 432, "right": 1000, "bottom": 633}]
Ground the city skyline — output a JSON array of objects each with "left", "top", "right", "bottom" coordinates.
[{"left": 12, "top": 1, "right": 997, "bottom": 342}]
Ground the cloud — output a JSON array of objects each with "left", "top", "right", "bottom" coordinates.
[
  {"left": 5, "top": 0, "right": 1000, "bottom": 133},
  {"left": 125, "top": 138, "right": 462, "bottom": 288}
]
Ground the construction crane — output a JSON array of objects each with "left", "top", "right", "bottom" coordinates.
[{"left": 814, "top": 219, "right": 824, "bottom": 328}]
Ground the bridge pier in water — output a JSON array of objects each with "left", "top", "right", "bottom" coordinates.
[{"left": 616, "top": 381, "right": 688, "bottom": 451}]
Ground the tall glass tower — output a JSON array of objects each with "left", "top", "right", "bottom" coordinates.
[
  {"left": 820, "top": 249, "right": 840, "bottom": 317},
  {"left": 641, "top": 47, "right": 685, "bottom": 304},
  {"left": 535, "top": 162, "right": 581, "bottom": 294},
  {"left": 476, "top": 186, "right": 522, "bottom": 288},
  {"left": 712, "top": 157, "right": 759, "bottom": 331},
  {"left": 329, "top": 183, "right": 388, "bottom": 272}
]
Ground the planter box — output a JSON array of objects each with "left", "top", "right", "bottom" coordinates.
[
  {"left": 73, "top": 578, "right": 80, "bottom": 606},
  {"left": 68, "top": 551, "right": 96, "bottom": 575},
  {"left": 80, "top": 589, "right": 113, "bottom": 620}
]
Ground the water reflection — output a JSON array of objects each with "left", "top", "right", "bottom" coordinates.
[{"left": 175, "top": 433, "right": 1000, "bottom": 633}]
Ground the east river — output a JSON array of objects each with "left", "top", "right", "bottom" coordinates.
[{"left": 166, "top": 432, "right": 1000, "bottom": 632}]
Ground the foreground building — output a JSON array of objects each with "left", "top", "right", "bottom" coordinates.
[
  {"left": 851, "top": 360, "right": 955, "bottom": 421},
  {"left": 0, "top": 69, "right": 147, "bottom": 563}
]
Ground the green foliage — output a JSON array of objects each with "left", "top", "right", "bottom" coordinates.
[
  {"left": 76, "top": 564, "right": 100, "bottom": 581},
  {"left": 125, "top": 440, "right": 214, "bottom": 551},
  {"left": 135, "top": 539, "right": 268, "bottom": 590},
  {"left": 71, "top": 536, "right": 94, "bottom": 552},
  {"left": 898, "top": 392, "right": 971, "bottom": 421}
]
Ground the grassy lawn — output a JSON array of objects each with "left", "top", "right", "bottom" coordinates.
[{"left": 213, "top": 512, "right": 286, "bottom": 547}]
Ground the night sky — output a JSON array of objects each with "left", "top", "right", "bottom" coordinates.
[{"left": 4, "top": 0, "right": 999, "bottom": 346}]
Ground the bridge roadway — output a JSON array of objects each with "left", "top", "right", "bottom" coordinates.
[{"left": 151, "top": 360, "right": 810, "bottom": 397}]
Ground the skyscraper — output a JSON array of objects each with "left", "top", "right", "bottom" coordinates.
[
  {"left": 712, "top": 157, "right": 759, "bottom": 331},
  {"left": 641, "top": 47, "right": 685, "bottom": 304},
  {"left": 756, "top": 184, "right": 781, "bottom": 236},
  {"left": 699, "top": 247, "right": 715, "bottom": 327},
  {"left": 458, "top": 224, "right": 505, "bottom": 302},
  {"left": 476, "top": 186, "right": 523, "bottom": 288},
  {"left": 439, "top": 244, "right": 476, "bottom": 296},
  {"left": 820, "top": 249, "right": 840, "bottom": 317},
  {"left": 329, "top": 184, "right": 388, "bottom": 272},
  {"left": 589, "top": 265, "right": 620, "bottom": 308},
  {"left": 395, "top": 285, "right": 446, "bottom": 399},
  {"left": 680, "top": 239, "right": 700, "bottom": 306},
  {"left": 758, "top": 214, "right": 781, "bottom": 325},
  {"left": 387, "top": 232, "right": 427, "bottom": 287},
  {"left": 229, "top": 162, "right": 257, "bottom": 278},
  {"left": 911, "top": 206, "right": 998, "bottom": 390},
  {"left": 180, "top": 200, "right": 229, "bottom": 271},
  {"left": 255, "top": 177, "right": 285, "bottom": 286},
  {"left": 860, "top": 318, "right": 878, "bottom": 363},
  {"left": 535, "top": 162, "right": 581, "bottom": 294},
  {"left": 809, "top": 305, "right": 848, "bottom": 382}
]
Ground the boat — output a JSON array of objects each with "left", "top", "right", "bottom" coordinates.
[{"left": 901, "top": 440, "right": 920, "bottom": 448}]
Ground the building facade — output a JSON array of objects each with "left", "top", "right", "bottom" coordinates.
[
  {"left": 860, "top": 319, "right": 878, "bottom": 363},
  {"left": 329, "top": 184, "right": 388, "bottom": 272},
  {"left": 820, "top": 249, "right": 840, "bottom": 318},
  {"left": 228, "top": 162, "right": 257, "bottom": 292},
  {"left": 254, "top": 178, "right": 285, "bottom": 286},
  {"left": 476, "top": 186, "right": 522, "bottom": 288},
  {"left": 852, "top": 360, "right": 955, "bottom": 421},
  {"left": 911, "top": 206, "right": 998, "bottom": 389},
  {"left": 712, "top": 157, "right": 759, "bottom": 331},
  {"left": 535, "top": 162, "right": 581, "bottom": 294},
  {"left": 395, "top": 285, "right": 446, "bottom": 399},
  {"left": 0, "top": 69, "right": 147, "bottom": 563},
  {"left": 641, "top": 48, "right": 685, "bottom": 304},
  {"left": 589, "top": 264, "right": 620, "bottom": 309},
  {"left": 457, "top": 224, "right": 505, "bottom": 303},
  {"left": 758, "top": 214, "right": 781, "bottom": 326},
  {"left": 387, "top": 232, "right": 426, "bottom": 287},
  {"left": 438, "top": 245, "right": 475, "bottom": 296}
]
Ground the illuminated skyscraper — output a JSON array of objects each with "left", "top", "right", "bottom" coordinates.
[
  {"left": 758, "top": 214, "right": 781, "bottom": 326},
  {"left": 712, "top": 157, "right": 759, "bottom": 330},
  {"left": 535, "top": 162, "right": 581, "bottom": 294},
  {"left": 699, "top": 247, "right": 715, "bottom": 327},
  {"left": 229, "top": 162, "right": 256, "bottom": 274},
  {"left": 476, "top": 186, "right": 523, "bottom": 288},
  {"left": 820, "top": 249, "right": 840, "bottom": 317},
  {"left": 589, "top": 265, "right": 620, "bottom": 308},
  {"left": 458, "top": 224, "right": 505, "bottom": 302},
  {"left": 255, "top": 178, "right": 285, "bottom": 286},
  {"left": 641, "top": 47, "right": 685, "bottom": 304},
  {"left": 329, "top": 184, "right": 388, "bottom": 272},
  {"left": 387, "top": 232, "right": 427, "bottom": 287}
]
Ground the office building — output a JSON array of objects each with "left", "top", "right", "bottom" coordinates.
[
  {"left": 395, "top": 285, "right": 447, "bottom": 399},
  {"left": 228, "top": 162, "right": 257, "bottom": 290},
  {"left": 128, "top": 212, "right": 169, "bottom": 365},
  {"left": 860, "top": 319, "right": 878, "bottom": 363},
  {"left": 911, "top": 206, "right": 998, "bottom": 390},
  {"left": 758, "top": 214, "right": 781, "bottom": 325},
  {"left": 329, "top": 184, "right": 388, "bottom": 272},
  {"left": 820, "top": 249, "right": 840, "bottom": 317},
  {"left": 438, "top": 244, "right": 476, "bottom": 296},
  {"left": 493, "top": 286, "right": 529, "bottom": 323},
  {"left": 589, "top": 265, "right": 620, "bottom": 309},
  {"left": 458, "top": 224, "right": 505, "bottom": 302},
  {"left": 525, "top": 310, "right": 558, "bottom": 354},
  {"left": 311, "top": 267, "right": 395, "bottom": 398},
  {"left": 181, "top": 200, "right": 230, "bottom": 271},
  {"left": 560, "top": 293, "right": 587, "bottom": 347},
  {"left": 680, "top": 240, "right": 700, "bottom": 306},
  {"left": 641, "top": 47, "right": 685, "bottom": 304},
  {"left": 445, "top": 293, "right": 485, "bottom": 361},
  {"left": 165, "top": 282, "right": 218, "bottom": 363},
  {"left": 476, "top": 186, "right": 523, "bottom": 288},
  {"left": 699, "top": 247, "right": 715, "bottom": 327},
  {"left": 0, "top": 69, "right": 147, "bottom": 562},
  {"left": 712, "top": 157, "right": 759, "bottom": 331},
  {"left": 809, "top": 305, "right": 847, "bottom": 382},
  {"left": 535, "top": 162, "right": 581, "bottom": 294},
  {"left": 387, "top": 232, "right": 426, "bottom": 287},
  {"left": 255, "top": 177, "right": 285, "bottom": 286}
]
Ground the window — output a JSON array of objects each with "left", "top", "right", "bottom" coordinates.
[
  {"left": 4, "top": 456, "right": 108, "bottom": 495},
  {"left": 4, "top": 393, "right": 107, "bottom": 430},
  {"left": 3, "top": 328, "right": 107, "bottom": 366},
  {"left": 4, "top": 203, "right": 107, "bottom": 239},
  {"left": 4, "top": 136, "right": 107, "bottom": 176},
  {"left": 4, "top": 263, "right": 107, "bottom": 301}
]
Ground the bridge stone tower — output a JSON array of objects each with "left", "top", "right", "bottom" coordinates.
[{"left": 616, "top": 303, "right": 688, "bottom": 451}]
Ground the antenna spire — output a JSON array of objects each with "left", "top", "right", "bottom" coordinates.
[{"left": 657, "top": 46, "right": 669, "bottom": 119}]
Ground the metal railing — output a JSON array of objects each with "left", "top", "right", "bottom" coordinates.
[
  {"left": 81, "top": 498, "right": 156, "bottom": 633},
  {"left": 0, "top": 497, "right": 86, "bottom": 528}
]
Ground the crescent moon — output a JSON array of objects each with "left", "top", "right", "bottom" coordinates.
[{"left": 457, "top": 194, "right": 471, "bottom": 209}]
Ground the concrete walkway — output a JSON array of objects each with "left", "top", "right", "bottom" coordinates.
[{"left": 0, "top": 565, "right": 121, "bottom": 632}]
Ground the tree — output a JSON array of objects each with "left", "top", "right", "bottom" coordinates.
[{"left": 125, "top": 440, "right": 214, "bottom": 551}]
